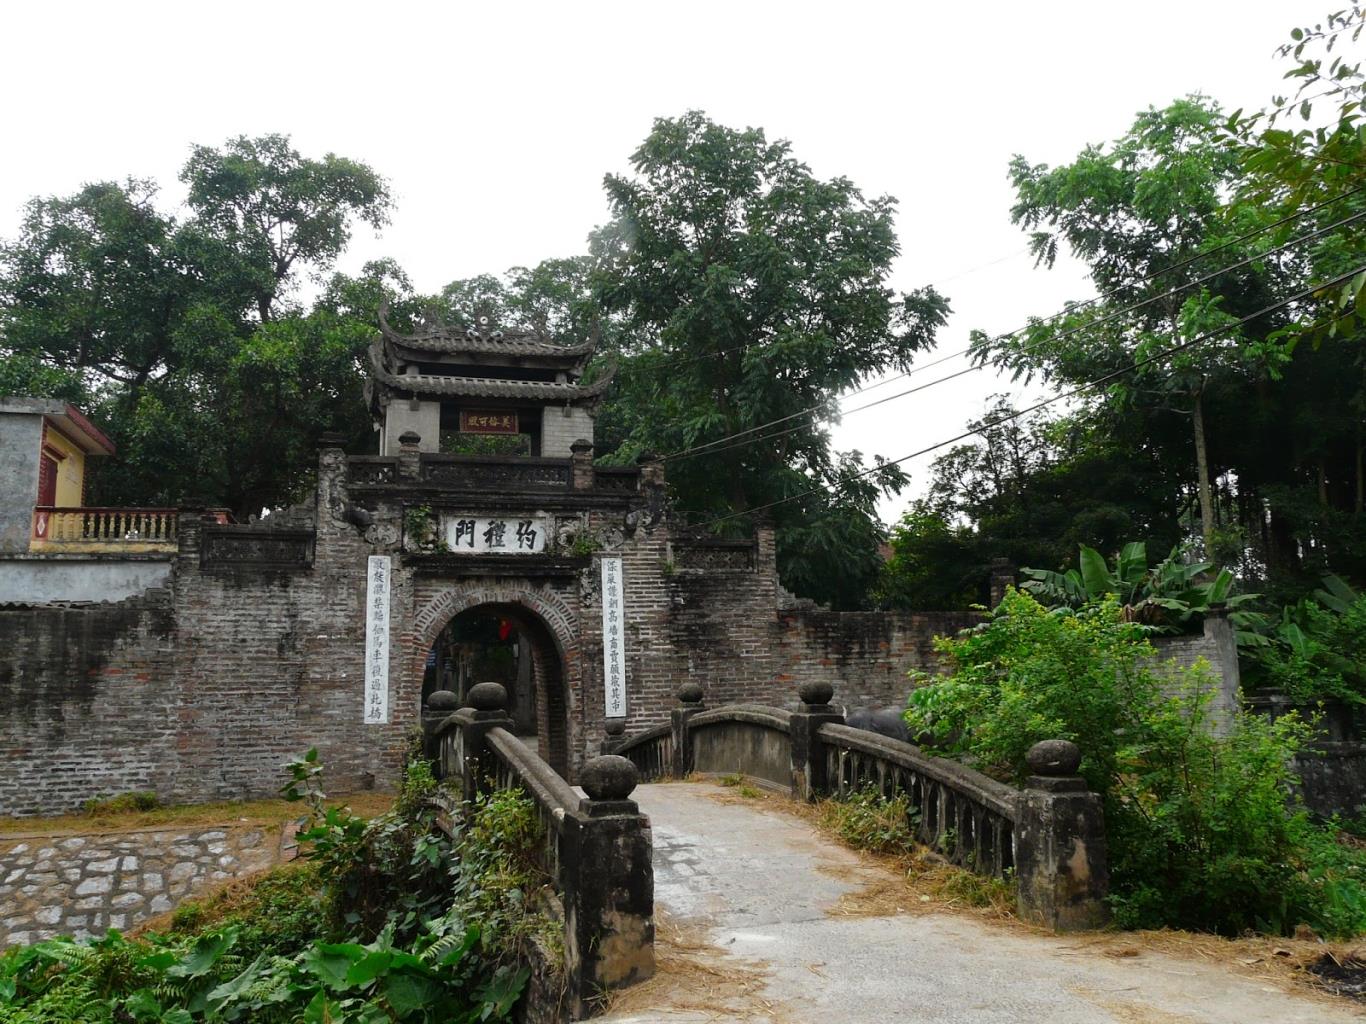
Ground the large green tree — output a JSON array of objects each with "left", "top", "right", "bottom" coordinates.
[
  {"left": 585, "top": 112, "right": 950, "bottom": 606},
  {"left": 979, "top": 96, "right": 1293, "bottom": 560},
  {"left": 0, "top": 136, "right": 392, "bottom": 516}
]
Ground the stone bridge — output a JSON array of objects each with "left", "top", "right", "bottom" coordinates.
[{"left": 431, "top": 681, "right": 1353, "bottom": 1024}]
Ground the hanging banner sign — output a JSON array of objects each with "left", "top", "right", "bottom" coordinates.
[
  {"left": 460, "top": 409, "right": 519, "bottom": 434},
  {"left": 601, "top": 555, "right": 627, "bottom": 718},
  {"left": 441, "top": 515, "right": 547, "bottom": 553},
  {"left": 364, "top": 555, "right": 391, "bottom": 724}
]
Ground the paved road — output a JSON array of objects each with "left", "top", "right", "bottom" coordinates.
[{"left": 598, "top": 783, "right": 1360, "bottom": 1024}]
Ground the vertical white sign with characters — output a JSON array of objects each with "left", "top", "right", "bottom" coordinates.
[
  {"left": 601, "top": 555, "right": 627, "bottom": 718},
  {"left": 364, "top": 555, "right": 391, "bottom": 724}
]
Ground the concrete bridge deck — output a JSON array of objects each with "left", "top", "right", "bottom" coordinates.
[{"left": 598, "top": 782, "right": 1358, "bottom": 1024}]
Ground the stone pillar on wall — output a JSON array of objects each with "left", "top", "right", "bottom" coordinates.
[
  {"left": 1201, "top": 609, "right": 1240, "bottom": 736},
  {"left": 397, "top": 431, "right": 421, "bottom": 482},
  {"left": 571, "top": 438, "right": 595, "bottom": 491},
  {"left": 564, "top": 756, "right": 655, "bottom": 1010},
  {"left": 670, "top": 683, "right": 705, "bottom": 776},
  {"left": 789, "top": 681, "right": 845, "bottom": 801},
  {"left": 988, "top": 558, "right": 1015, "bottom": 607}
]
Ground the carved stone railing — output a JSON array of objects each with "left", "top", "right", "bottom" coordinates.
[
  {"left": 612, "top": 722, "right": 673, "bottom": 782},
  {"left": 820, "top": 723, "right": 1018, "bottom": 878},
  {"left": 199, "top": 526, "right": 315, "bottom": 569},
  {"left": 612, "top": 681, "right": 1109, "bottom": 931},
  {"left": 420, "top": 454, "right": 573, "bottom": 491},
  {"left": 672, "top": 538, "right": 756, "bottom": 572},
  {"left": 30, "top": 506, "right": 178, "bottom": 553},
  {"left": 593, "top": 467, "right": 640, "bottom": 494},
  {"left": 430, "top": 683, "right": 654, "bottom": 1018},
  {"left": 346, "top": 456, "right": 399, "bottom": 486}
]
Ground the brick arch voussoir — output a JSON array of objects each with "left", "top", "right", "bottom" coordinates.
[{"left": 407, "top": 583, "right": 580, "bottom": 681}]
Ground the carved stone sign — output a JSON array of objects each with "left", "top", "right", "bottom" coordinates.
[
  {"left": 601, "top": 555, "right": 627, "bottom": 718},
  {"left": 440, "top": 515, "right": 547, "bottom": 553},
  {"left": 459, "top": 409, "right": 519, "bottom": 434},
  {"left": 364, "top": 555, "right": 391, "bottom": 724},
  {"left": 201, "top": 528, "right": 315, "bottom": 569}
]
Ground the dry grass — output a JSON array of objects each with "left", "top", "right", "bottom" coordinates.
[
  {"left": 602, "top": 912, "right": 787, "bottom": 1021},
  {"left": 0, "top": 792, "right": 394, "bottom": 840},
  {"left": 1073, "top": 930, "right": 1366, "bottom": 1006}
]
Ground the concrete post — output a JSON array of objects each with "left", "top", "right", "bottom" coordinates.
[
  {"left": 570, "top": 438, "right": 595, "bottom": 491},
  {"left": 988, "top": 558, "right": 1015, "bottom": 607},
  {"left": 1014, "top": 740, "right": 1110, "bottom": 931},
  {"left": 421, "top": 690, "right": 460, "bottom": 763},
  {"left": 789, "top": 681, "right": 845, "bottom": 801},
  {"left": 670, "top": 683, "right": 706, "bottom": 777},
  {"left": 443, "top": 682, "right": 514, "bottom": 802},
  {"left": 397, "top": 430, "right": 422, "bottom": 482},
  {"left": 563, "top": 755, "right": 655, "bottom": 1014}
]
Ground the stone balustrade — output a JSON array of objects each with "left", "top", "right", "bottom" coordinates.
[
  {"left": 614, "top": 680, "right": 1110, "bottom": 931},
  {"left": 30, "top": 506, "right": 178, "bottom": 553},
  {"left": 428, "top": 683, "right": 654, "bottom": 1018}
]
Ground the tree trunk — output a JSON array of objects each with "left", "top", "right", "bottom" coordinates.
[
  {"left": 1191, "top": 387, "right": 1216, "bottom": 557},
  {"left": 1355, "top": 423, "right": 1363, "bottom": 518}
]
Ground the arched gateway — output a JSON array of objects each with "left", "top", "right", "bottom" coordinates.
[{"left": 410, "top": 585, "right": 579, "bottom": 774}]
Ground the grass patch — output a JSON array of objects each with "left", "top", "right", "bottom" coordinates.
[
  {"left": 818, "top": 786, "right": 916, "bottom": 855},
  {"left": 81, "top": 791, "right": 159, "bottom": 815},
  {"left": 714, "top": 774, "right": 763, "bottom": 799}
]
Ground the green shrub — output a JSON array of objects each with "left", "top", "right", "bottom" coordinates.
[
  {"left": 81, "top": 791, "right": 160, "bottom": 815},
  {"left": 907, "top": 589, "right": 1365, "bottom": 936},
  {"left": 820, "top": 785, "right": 917, "bottom": 855},
  {"left": 0, "top": 753, "right": 537, "bottom": 1023}
]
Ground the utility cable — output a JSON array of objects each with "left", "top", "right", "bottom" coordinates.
[
  {"left": 663, "top": 203, "right": 1366, "bottom": 464},
  {"left": 642, "top": 182, "right": 1366, "bottom": 415},
  {"left": 681, "top": 262, "right": 1366, "bottom": 530}
]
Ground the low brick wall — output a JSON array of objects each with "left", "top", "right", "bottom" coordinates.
[{"left": 0, "top": 822, "right": 293, "bottom": 947}]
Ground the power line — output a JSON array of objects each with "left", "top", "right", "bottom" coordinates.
[
  {"left": 682, "top": 263, "right": 1366, "bottom": 531},
  {"left": 608, "top": 182, "right": 1365, "bottom": 383},
  {"left": 663, "top": 202, "right": 1366, "bottom": 464}
]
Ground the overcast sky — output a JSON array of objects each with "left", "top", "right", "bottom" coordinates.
[{"left": 0, "top": 1, "right": 1321, "bottom": 522}]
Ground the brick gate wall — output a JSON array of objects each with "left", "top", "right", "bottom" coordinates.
[{"left": 0, "top": 451, "right": 982, "bottom": 816}]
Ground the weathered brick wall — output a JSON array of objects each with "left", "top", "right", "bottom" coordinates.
[
  {"left": 0, "top": 593, "right": 177, "bottom": 816},
  {"left": 0, "top": 448, "right": 984, "bottom": 816}
]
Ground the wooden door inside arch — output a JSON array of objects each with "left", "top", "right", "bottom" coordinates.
[{"left": 420, "top": 602, "right": 569, "bottom": 776}]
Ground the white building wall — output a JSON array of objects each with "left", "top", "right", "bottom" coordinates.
[{"left": 540, "top": 405, "right": 595, "bottom": 457}]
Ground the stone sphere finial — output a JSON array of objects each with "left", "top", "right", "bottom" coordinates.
[
  {"left": 570, "top": 438, "right": 595, "bottom": 454},
  {"left": 466, "top": 681, "right": 508, "bottom": 712},
  {"left": 398, "top": 430, "right": 421, "bottom": 447},
  {"left": 604, "top": 718, "right": 626, "bottom": 737},
  {"left": 580, "top": 755, "right": 639, "bottom": 801},
  {"left": 676, "top": 682, "right": 704, "bottom": 706},
  {"left": 426, "top": 689, "right": 460, "bottom": 712},
  {"left": 797, "top": 680, "right": 834, "bottom": 707},
  {"left": 1026, "top": 739, "right": 1082, "bottom": 777}
]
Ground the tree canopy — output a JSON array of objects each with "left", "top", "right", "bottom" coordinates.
[{"left": 0, "top": 135, "right": 391, "bottom": 516}]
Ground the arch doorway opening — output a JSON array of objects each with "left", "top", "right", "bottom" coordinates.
[{"left": 422, "top": 603, "right": 569, "bottom": 775}]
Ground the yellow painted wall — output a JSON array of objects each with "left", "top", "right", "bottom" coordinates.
[{"left": 42, "top": 426, "right": 86, "bottom": 507}]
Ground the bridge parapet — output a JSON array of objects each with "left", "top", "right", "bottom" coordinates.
[
  {"left": 616, "top": 682, "right": 1109, "bottom": 932},
  {"left": 430, "top": 682, "right": 654, "bottom": 1018}
]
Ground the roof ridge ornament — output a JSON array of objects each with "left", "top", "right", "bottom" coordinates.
[{"left": 465, "top": 314, "right": 506, "bottom": 343}]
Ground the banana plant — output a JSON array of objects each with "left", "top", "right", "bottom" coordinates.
[{"left": 1021, "top": 541, "right": 1258, "bottom": 635}]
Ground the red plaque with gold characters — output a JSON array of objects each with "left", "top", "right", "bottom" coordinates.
[{"left": 459, "top": 410, "right": 519, "bottom": 434}]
